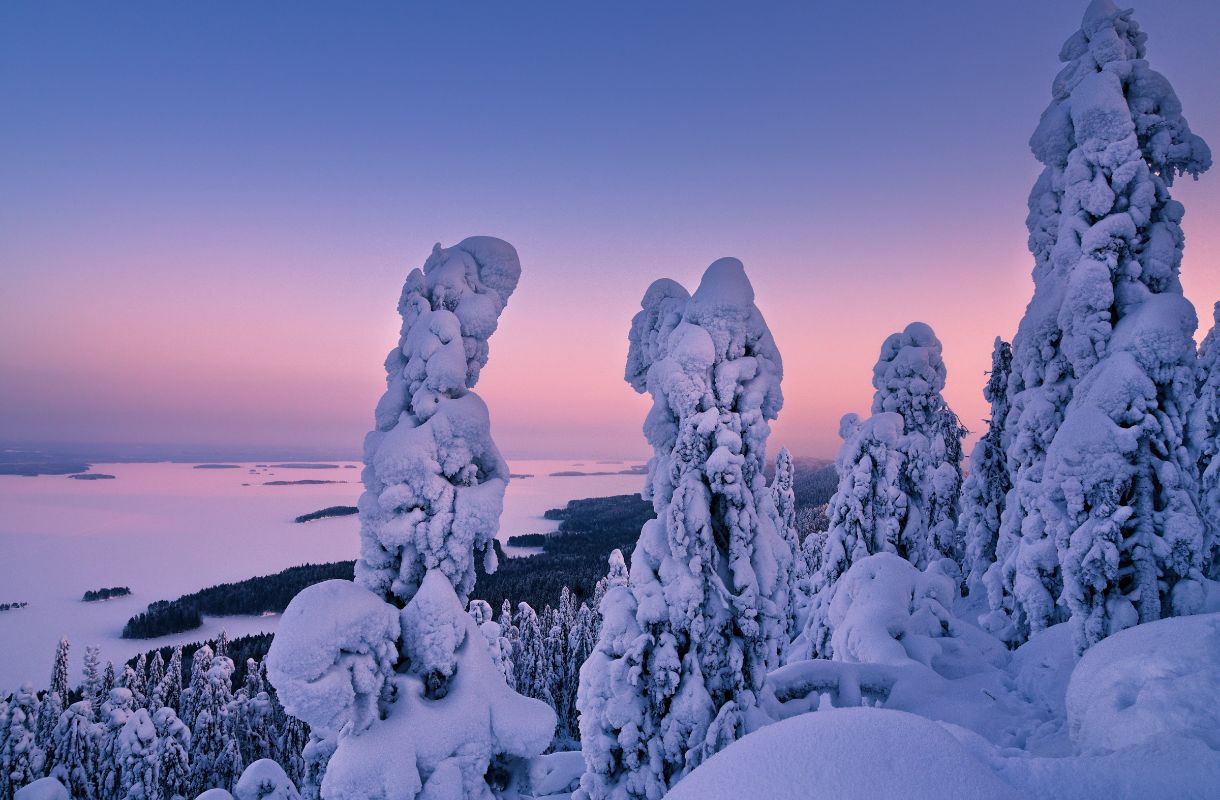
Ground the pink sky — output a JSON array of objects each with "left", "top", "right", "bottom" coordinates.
[{"left": 2, "top": 2, "right": 1218, "bottom": 460}]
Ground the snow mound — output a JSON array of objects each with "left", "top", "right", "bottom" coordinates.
[
  {"left": 235, "top": 759, "right": 302, "bottom": 800},
  {"left": 322, "top": 570, "right": 556, "bottom": 799},
  {"left": 265, "top": 579, "right": 399, "bottom": 738},
  {"left": 13, "top": 778, "right": 69, "bottom": 800},
  {"left": 1066, "top": 611, "right": 1220, "bottom": 753},
  {"left": 664, "top": 708, "right": 1022, "bottom": 800}
]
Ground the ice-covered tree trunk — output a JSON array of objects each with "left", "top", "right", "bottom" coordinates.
[
  {"left": 871, "top": 322, "right": 966, "bottom": 569},
  {"left": 962, "top": 339, "right": 1014, "bottom": 605},
  {"left": 791, "top": 413, "right": 908, "bottom": 661},
  {"left": 269, "top": 238, "right": 555, "bottom": 800},
  {"left": 577, "top": 258, "right": 791, "bottom": 798},
  {"left": 1191, "top": 303, "right": 1220, "bottom": 574},
  {"left": 992, "top": 0, "right": 1212, "bottom": 649}
]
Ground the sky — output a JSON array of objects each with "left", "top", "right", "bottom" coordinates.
[{"left": 1, "top": 0, "right": 1218, "bottom": 460}]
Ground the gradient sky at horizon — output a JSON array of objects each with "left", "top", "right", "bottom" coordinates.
[{"left": 2, "top": 0, "right": 1218, "bottom": 460}]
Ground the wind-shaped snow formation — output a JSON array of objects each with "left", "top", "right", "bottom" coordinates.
[
  {"left": 577, "top": 258, "right": 792, "bottom": 799},
  {"left": 988, "top": 0, "right": 1212, "bottom": 651},
  {"left": 268, "top": 238, "right": 556, "bottom": 800},
  {"left": 357, "top": 236, "right": 521, "bottom": 606}
]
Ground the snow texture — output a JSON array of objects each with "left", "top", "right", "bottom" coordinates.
[
  {"left": 665, "top": 708, "right": 1024, "bottom": 800},
  {"left": 12, "top": 778, "right": 68, "bottom": 800},
  {"left": 578, "top": 258, "right": 792, "bottom": 798},
  {"left": 265, "top": 580, "right": 400, "bottom": 739},
  {"left": 1066, "top": 611, "right": 1220, "bottom": 753},
  {"left": 234, "top": 759, "right": 302, "bottom": 800},
  {"left": 357, "top": 237, "right": 521, "bottom": 607},
  {"left": 322, "top": 570, "right": 556, "bottom": 800},
  {"left": 991, "top": 0, "right": 1212, "bottom": 650}
]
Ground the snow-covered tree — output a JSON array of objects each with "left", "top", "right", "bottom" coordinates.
[
  {"left": 49, "top": 702, "right": 100, "bottom": 800},
  {"left": 1191, "top": 303, "right": 1220, "bottom": 573},
  {"left": 770, "top": 447, "right": 801, "bottom": 642},
  {"left": 961, "top": 339, "right": 1014, "bottom": 602},
  {"left": 179, "top": 646, "right": 213, "bottom": 730},
  {"left": 96, "top": 687, "right": 134, "bottom": 800},
  {"left": 119, "top": 663, "right": 146, "bottom": 712},
  {"left": 150, "top": 647, "right": 182, "bottom": 714},
  {"left": 992, "top": 0, "right": 1212, "bottom": 650},
  {"left": 270, "top": 237, "right": 556, "bottom": 800},
  {"left": 81, "top": 647, "right": 103, "bottom": 716},
  {"left": 36, "top": 638, "right": 70, "bottom": 764},
  {"left": 143, "top": 654, "right": 164, "bottom": 712},
  {"left": 792, "top": 413, "right": 908, "bottom": 661},
  {"left": 578, "top": 258, "right": 792, "bottom": 797},
  {"left": 871, "top": 322, "right": 967, "bottom": 569},
  {"left": 354, "top": 237, "right": 522, "bottom": 607},
  {"left": 188, "top": 656, "right": 243, "bottom": 796},
  {"left": 150, "top": 707, "right": 190, "bottom": 800},
  {"left": 1, "top": 684, "right": 45, "bottom": 796},
  {"left": 100, "top": 664, "right": 115, "bottom": 708},
  {"left": 115, "top": 708, "right": 158, "bottom": 800}
]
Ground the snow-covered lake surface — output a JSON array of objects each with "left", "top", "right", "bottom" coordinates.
[{"left": 0, "top": 459, "right": 644, "bottom": 688}]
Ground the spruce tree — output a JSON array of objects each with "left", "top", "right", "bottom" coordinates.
[
  {"left": 961, "top": 339, "right": 1014, "bottom": 604},
  {"left": 49, "top": 701, "right": 100, "bottom": 800},
  {"left": 81, "top": 647, "right": 103, "bottom": 716},
  {"left": 793, "top": 412, "right": 908, "bottom": 660},
  {"left": 578, "top": 258, "right": 792, "bottom": 797},
  {"left": 994, "top": 0, "right": 1212, "bottom": 649},
  {"left": 1190, "top": 303, "right": 1220, "bottom": 574},
  {"left": 0, "top": 684, "right": 45, "bottom": 796},
  {"left": 871, "top": 322, "right": 967, "bottom": 569},
  {"left": 268, "top": 237, "right": 555, "bottom": 800},
  {"left": 151, "top": 647, "right": 182, "bottom": 715}
]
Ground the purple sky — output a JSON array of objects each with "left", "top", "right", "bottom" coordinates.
[{"left": 2, "top": 1, "right": 1218, "bottom": 459}]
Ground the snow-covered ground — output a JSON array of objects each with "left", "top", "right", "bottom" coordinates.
[{"left": 0, "top": 459, "right": 643, "bottom": 688}]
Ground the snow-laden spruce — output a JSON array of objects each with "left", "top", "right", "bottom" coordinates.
[
  {"left": 988, "top": 0, "right": 1212, "bottom": 650},
  {"left": 791, "top": 412, "right": 907, "bottom": 660},
  {"left": 577, "top": 258, "right": 793, "bottom": 799},
  {"left": 962, "top": 338, "right": 1013, "bottom": 601},
  {"left": 871, "top": 322, "right": 966, "bottom": 569},
  {"left": 355, "top": 236, "right": 521, "bottom": 606},
  {"left": 268, "top": 237, "right": 555, "bottom": 800},
  {"left": 1190, "top": 303, "right": 1220, "bottom": 574},
  {"left": 770, "top": 448, "right": 802, "bottom": 642}
]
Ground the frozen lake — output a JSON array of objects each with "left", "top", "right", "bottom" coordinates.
[{"left": 0, "top": 459, "right": 644, "bottom": 688}]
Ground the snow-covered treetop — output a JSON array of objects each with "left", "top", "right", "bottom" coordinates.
[
  {"left": 357, "top": 237, "right": 521, "bottom": 608},
  {"left": 871, "top": 322, "right": 948, "bottom": 430},
  {"left": 625, "top": 277, "right": 690, "bottom": 393}
]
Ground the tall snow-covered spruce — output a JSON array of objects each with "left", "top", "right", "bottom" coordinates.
[
  {"left": 792, "top": 321, "right": 962, "bottom": 660},
  {"left": 577, "top": 258, "right": 792, "bottom": 799},
  {"left": 871, "top": 322, "right": 967, "bottom": 570},
  {"left": 962, "top": 338, "right": 1013, "bottom": 601},
  {"left": 989, "top": 0, "right": 1212, "bottom": 650},
  {"left": 268, "top": 237, "right": 555, "bottom": 800},
  {"left": 1191, "top": 303, "right": 1220, "bottom": 573}
]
